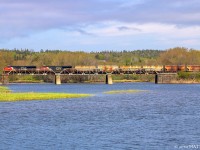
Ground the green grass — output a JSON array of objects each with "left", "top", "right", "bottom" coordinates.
[
  {"left": 104, "top": 89, "right": 146, "bottom": 94},
  {"left": 0, "top": 86, "right": 91, "bottom": 102},
  {"left": 178, "top": 72, "right": 200, "bottom": 81},
  {"left": 0, "top": 86, "right": 11, "bottom": 93},
  {"left": 0, "top": 93, "right": 91, "bottom": 102}
]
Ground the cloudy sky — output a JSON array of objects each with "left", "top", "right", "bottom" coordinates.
[{"left": 1, "top": 0, "right": 200, "bottom": 51}]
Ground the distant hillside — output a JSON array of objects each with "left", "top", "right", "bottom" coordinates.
[{"left": 92, "top": 50, "right": 163, "bottom": 65}]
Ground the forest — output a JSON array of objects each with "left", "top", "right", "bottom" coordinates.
[{"left": 0, "top": 47, "right": 200, "bottom": 74}]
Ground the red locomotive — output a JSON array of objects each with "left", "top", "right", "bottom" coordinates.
[{"left": 3, "top": 66, "right": 14, "bottom": 71}]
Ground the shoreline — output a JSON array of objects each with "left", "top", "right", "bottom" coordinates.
[{"left": 167, "top": 79, "right": 200, "bottom": 84}]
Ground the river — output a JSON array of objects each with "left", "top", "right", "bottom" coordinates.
[{"left": 0, "top": 83, "right": 200, "bottom": 150}]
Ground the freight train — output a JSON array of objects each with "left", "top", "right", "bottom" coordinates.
[{"left": 3, "top": 65, "right": 200, "bottom": 74}]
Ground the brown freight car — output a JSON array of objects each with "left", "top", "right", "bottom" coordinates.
[
  {"left": 164, "top": 65, "right": 178, "bottom": 72},
  {"left": 98, "top": 65, "right": 119, "bottom": 73},
  {"left": 75, "top": 66, "right": 97, "bottom": 74},
  {"left": 187, "top": 65, "right": 200, "bottom": 72}
]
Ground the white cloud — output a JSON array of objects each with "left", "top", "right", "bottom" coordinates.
[
  {"left": 76, "top": 22, "right": 200, "bottom": 39},
  {"left": 1, "top": 0, "right": 200, "bottom": 50}
]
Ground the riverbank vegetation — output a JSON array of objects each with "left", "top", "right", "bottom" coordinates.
[
  {"left": 0, "top": 47, "right": 200, "bottom": 83},
  {"left": 0, "top": 86, "right": 11, "bottom": 93},
  {"left": 0, "top": 86, "right": 91, "bottom": 102},
  {"left": 176, "top": 72, "right": 200, "bottom": 83}
]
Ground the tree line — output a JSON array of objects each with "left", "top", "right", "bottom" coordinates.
[{"left": 0, "top": 47, "right": 200, "bottom": 74}]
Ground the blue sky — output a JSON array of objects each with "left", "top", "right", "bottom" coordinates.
[{"left": 1, "top": 0, "right": 200, "bottom": 51}]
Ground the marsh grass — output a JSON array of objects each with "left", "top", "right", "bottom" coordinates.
[
  {"left": 104, "top": 89, "right": 146, "bottom": 94},
  {"left": 0, "top": 93, "right": 91, "bottom": 102},
  {"left": 0, "top": 86, "right": 11, "bottom": 93},
  {"left": 0, "top": 86, "right": 91, "bottom": 102}
]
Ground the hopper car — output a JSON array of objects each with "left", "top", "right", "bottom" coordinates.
[{"left": 187, "top": 65, "right": 200, "bottom": 72}]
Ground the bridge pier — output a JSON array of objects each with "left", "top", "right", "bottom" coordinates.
[
  {"left": 155, "top": 73, "right": 178, "bottom": 84},
  {"left": 55, "top": 74, "right": 61, "bottom": 85},
  {"left": 2, "top": 75, "right": 9, "bottom": 85},
  {"left": 106, "top": 74, "right": 113, "bottom": 84}
]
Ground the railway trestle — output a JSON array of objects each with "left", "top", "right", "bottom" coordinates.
[
  {"left": 2, "top": 72, "right": 115, "bottom": 85},
  {"left": 3, "top": 64, "right": 199, "bottom": 84}
]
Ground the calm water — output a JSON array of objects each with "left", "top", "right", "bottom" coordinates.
[{"left": 0, "top": 83, "right": 200, "bottom": 150}]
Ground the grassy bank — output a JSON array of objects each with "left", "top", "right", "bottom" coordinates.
[
  {"left": 176, "top": 72, "right": 200, "bottom": 83},
  {"left": 8, "top": 75, "right": 43, "bottom": 83},
  {"left": 178, "top": 72, "right": 200, "bottom": 80},
  {"left": 0, "top": 86, "right": 11, "bottom": 93},
  {"left": 112, "top": 74, "right": 155, "bottom": 82},
  {"left": 0, "top": 86, "right": 91, "bottom": 102}
]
